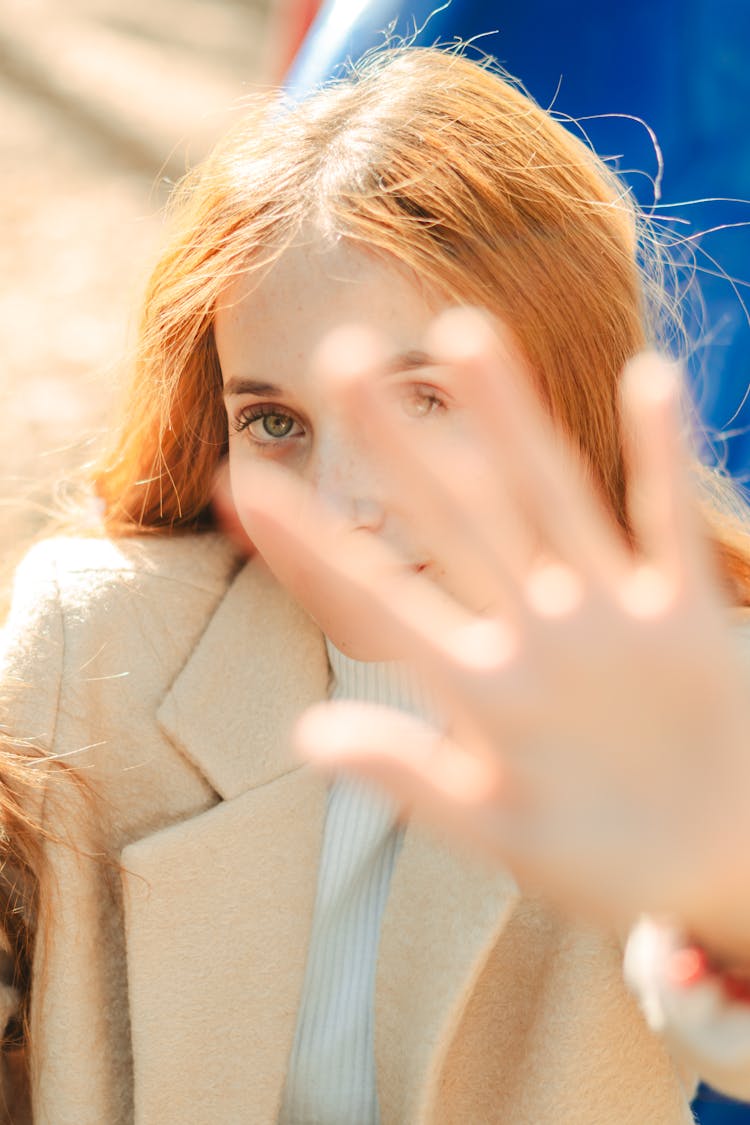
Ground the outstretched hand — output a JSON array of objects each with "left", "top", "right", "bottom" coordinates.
[{"left": 231, "top": 309, "right": 750, "bottom": 961}]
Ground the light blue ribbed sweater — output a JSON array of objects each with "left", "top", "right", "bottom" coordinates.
[{"left": 278, "top": 643, "right": 428, "bottom": 1125}]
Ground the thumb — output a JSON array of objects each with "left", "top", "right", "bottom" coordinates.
[{"left": 294, "top": 701, "right": 496, "bottom": 823}]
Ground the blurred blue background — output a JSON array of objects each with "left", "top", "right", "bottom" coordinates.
[{"left": 287, "top": 0, "right": 750, "bottom": 485}]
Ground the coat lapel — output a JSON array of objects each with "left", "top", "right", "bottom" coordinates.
[
  {"left": 156, "top": 555, "right": 331, "bottom": 798},
  {"left": 375, "top": 824, "right": 520, "bottom": 1124},
  {"left": 122, "top": 766, "right": 329, "bottom": 1125},
  {"left": 124, "top": 556, "right": 332, "bottom": 1123},
  {"left": 150, "top": 555, "right": 519, "bottom": 1122}
]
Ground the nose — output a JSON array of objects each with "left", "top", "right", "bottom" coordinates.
[{"left": 310, "top": 429, "right": 386, "bottom": 533}]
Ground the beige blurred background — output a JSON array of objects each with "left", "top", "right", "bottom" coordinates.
[{"left": 0, "top": 0, "right": 285, "bottom": 603}]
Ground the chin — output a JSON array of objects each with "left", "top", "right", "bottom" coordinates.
[{"left": 253, "top": 539, "right": 434, "bottom": 662}]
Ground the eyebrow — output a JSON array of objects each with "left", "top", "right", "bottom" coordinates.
[
  {"left": 222, "top": 350, "right": 436, "bottom": 399},
  {"left": 223, "top": 377, "right": 283, "bottom": 398},
  {"left": 385, "top": 349, "right": 434, "bottom": 373}
]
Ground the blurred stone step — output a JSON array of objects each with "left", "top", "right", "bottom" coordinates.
[
  {"left": 0, "top": 0, "right": 272, "bottom": 178},
  {"left": 74, "top": 0, "right": 270, "bottom": 77}
]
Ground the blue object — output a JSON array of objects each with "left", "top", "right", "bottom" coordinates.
[
  {"left": 694, "top": 1083, "right": 750, "bottom": 1124},
  {"left": 288, "top": 0, "right": 750, "bottom": 480}
]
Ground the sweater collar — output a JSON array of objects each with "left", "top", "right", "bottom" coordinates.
[{"left": 325, "top": 637, "right": 434, "bottom": 716}]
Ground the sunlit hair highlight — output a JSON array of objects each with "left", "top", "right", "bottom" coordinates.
[{"left": 91, "top": 45, "right": 750, "bottom": 601}]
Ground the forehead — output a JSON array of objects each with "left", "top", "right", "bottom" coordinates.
[{"left": 214, "top": 238, "right": 445, "bottom": 387}]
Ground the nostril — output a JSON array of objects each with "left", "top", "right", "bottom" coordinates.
[
  {"left": 311, "top": 485, "right": 384, "bottom": 530},
  {"left": 351, "top": 497, "right": 385, "bottom": 531}
]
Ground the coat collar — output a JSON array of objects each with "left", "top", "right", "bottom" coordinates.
[
  {"left": 153, "top": 552, "right": 519, "bottom": 1121},
  {"left": 156, "top": 554, "right": 331, "bottom": 799}
]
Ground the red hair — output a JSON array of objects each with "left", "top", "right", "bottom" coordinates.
[{"left": 91, "top": 46, "right": 750, "bottom": 599}]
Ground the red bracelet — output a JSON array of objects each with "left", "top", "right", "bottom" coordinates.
[{"left": 667, "top": 942, "right": 750, "bottom": 1005}]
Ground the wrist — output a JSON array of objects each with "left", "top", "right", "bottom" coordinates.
[
  {"left": 666, "top": 936, "right": 750, "bottom": 1004},
  {"left": 624, "top": 917, "right": 750, "bottom": 1042}
]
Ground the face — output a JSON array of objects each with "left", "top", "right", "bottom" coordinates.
[{"left": 215, "top": 237, "right": 475, "bottom": 657}]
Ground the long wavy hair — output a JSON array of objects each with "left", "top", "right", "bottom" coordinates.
[{"left": 90, "top": 46, "right": 750, "bottom": 598}]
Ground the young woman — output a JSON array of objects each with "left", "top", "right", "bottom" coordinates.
[{"left": 2, "top": 45, "right": 750, "bottom": 1124}]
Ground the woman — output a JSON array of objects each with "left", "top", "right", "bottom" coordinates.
[{"left": 2, "top": 46, "right": 750, "bottom": 1124}]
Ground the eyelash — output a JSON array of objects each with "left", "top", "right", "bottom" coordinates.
[
  {"left": 232, "top": 384, "right": 447, "bottom": 445},
  {"left": 232, "top": 404, "right": 305, "bottom": 444},
  {"left": 400, "top": 384, "right": 446, "bottom": 418}
]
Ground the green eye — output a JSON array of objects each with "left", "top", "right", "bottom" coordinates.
[
  {"left": 261, "top": 413, "right": 294, "bottom": 438},
  {"left": 235, "top": 406, "right": 303, "bottom": 444}
]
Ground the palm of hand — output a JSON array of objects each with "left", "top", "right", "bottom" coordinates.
[{"left": 232, "top": 309, "right": 750, "bottom": 950}]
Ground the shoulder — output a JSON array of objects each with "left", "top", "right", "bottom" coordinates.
[
  {"left": 12, "top": 531, "right": 241, "bottom": 600},
  {"left": 4, "top": 531, "right": 241, "bottom": 653},
  {"left": 4, "top": 532, "right": 245, "bottom": 641},
  {"left": 1, "top": 534, "right": 247, "bottom": 745},
  {"left": 7, "top": 529, "right": 250, "bottom": 651}
]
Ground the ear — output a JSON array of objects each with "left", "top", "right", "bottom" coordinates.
[{"left": 212, "top": 459, "right": 256, "bottom": 557}]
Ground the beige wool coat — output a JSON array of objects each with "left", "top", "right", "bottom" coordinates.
[{"left": 0, "top": 532, "right": 749, "bottom": 1124}]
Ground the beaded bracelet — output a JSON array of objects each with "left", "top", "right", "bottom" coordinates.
[
  {"left": 625, "top": 916, "right": 750, "bottom": 1057},
  {"left": 667, "top": 942, "right": 750, "bottom": 1005}
]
